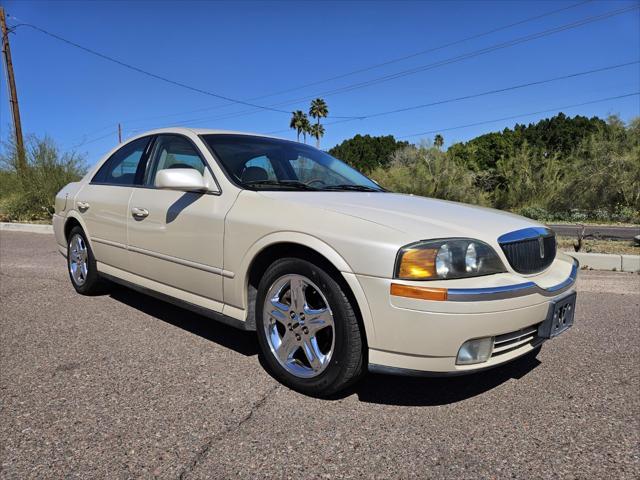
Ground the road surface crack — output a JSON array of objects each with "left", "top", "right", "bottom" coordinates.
[{"left": 177, "top": 383, "right": 279, "bottom": 480}]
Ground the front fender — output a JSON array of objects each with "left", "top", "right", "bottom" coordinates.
[{"left": 222, "top": 231, "right": 377, "bottom": 343}]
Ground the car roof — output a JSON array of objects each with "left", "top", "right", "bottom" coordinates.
[{"left": 128, "top": 127, "right": 285, "bottom": 141}]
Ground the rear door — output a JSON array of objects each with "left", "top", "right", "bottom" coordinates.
[
  {"left": 126, "top": 134, "right": 236, "bottom": 306},
  {"left": 75, "top": 136, "right": 152, "bottom": 270}
]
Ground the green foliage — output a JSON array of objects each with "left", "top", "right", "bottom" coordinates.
[
  {"left": 289, "top": 110, "right": 309, "bottom": 143},
  {"left": 309, "top": 98, "right": 329, "bottom": 148},
  {"left": 493, "top": 141, "right": 565, "bottom": 210},
  {"left": 370, "top": 143, "right": 487, "bottom": 205},
  {"left": 329, "top": 134, "right": 410, "bottom": 173},
  {"left": 332, "top": 113, "right": 639, "bottom": 223},
  {"left": 309, "top": 98, "right": 329, "bottom": 123},
  {"left": 0, "top": 135, "right": 86, "bottom": 221},
  {"left": 558, "top": 116, "right": 640, "bottom": 213}
]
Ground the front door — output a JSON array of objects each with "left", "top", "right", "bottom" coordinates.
[
  {"left": 126, "top": 134, "right": 235, "bottom": 306},
  {"left": 75, "top": 136, "right": 152, "bottom": 270}
]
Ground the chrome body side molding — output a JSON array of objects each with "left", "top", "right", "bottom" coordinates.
[
  {"left": 92, "top": 236, "right": 235, "bottom": 279},
  {"left": 447, "top": 258, "right": 579, "bottom": 302}
]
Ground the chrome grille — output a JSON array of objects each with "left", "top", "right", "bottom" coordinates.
[
  {"left": 492, "top": 325, "right": 541, "bottom": 357},
  {"left": 498, "top": 228, "right": 556, "bottom": 274}
]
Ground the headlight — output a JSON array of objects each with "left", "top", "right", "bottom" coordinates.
[{"left": 395, "top": 239, "right": 506, "bottom": 280}]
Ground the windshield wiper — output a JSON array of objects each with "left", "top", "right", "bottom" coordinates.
[
  {"left": 321, "top": 184, "right": 382, "bottom": 192},
  {"left": 243, "top": 179, "right": 318, "bottom": 190}
]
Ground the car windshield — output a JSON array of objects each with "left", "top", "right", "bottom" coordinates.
[{"left": 200, "top": 134, "right": 383, "bottom": 192}]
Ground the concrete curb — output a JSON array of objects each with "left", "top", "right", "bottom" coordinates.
[
  {"left": 0, "top": 222, "right": 53, "bottom": 234},
  {"left": 564, "top": 251, "right": 639, "bottom": 273},
  {"left": 0, "top": 222, "right": 638, "bottom": 272}
]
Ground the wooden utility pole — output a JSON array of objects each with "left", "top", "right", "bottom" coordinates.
[
  {"left": 118, "top": 123, "right": 122, "bottom": 143},
  {"left": 0, "top": 7, "right": 26, "bottom": 173}
]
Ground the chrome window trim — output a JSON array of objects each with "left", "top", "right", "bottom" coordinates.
[{"left": 447, "top": 258, "right": 578, "bottom": 301}]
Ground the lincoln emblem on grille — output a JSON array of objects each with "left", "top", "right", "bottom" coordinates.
[{"left": 538, "top": 236, "right": 545, "bottom": 258}]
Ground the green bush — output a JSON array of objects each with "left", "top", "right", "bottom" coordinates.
[
  {"left": 352, "top": 114, "right": 639, "bottom": 223},
  {"left": 493, "top": 142, "right": 566, "bottom": 211},
  {"left": 0, "top": 135, "right": 86, "bottom": 221},
  {"left": 370, "top": 143, "right": 487, "bottom": 205}
]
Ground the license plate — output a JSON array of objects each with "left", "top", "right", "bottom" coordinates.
[{"left": 539, "top": 292, "right": 577, "bottom": 339}]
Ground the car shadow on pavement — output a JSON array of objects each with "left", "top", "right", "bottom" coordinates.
[
  {"left": 108, "top": 285, "right": 540, "bottom": 406},
  {"left": 347, "top": 353, "right": 541, "bottom": 406},
  {"left": 109, "top": 286, "right": 259, "bottom": 357}
]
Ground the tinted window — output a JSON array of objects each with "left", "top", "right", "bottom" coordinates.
[
  {"left": 92, "top": 137, "right": 150, "bottom": 185},
  {"left": 243, "top": 155, "right": 278, "bottom": 181},
  {"left": 201, "top": 134, "right": 381, "bottom": 191},
  {"left": 144, "top": 135, "right": 206, "bottom": 186}
]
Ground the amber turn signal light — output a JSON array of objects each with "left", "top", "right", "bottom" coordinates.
[
  {"left": 390, "top": 283, "right": 448, "bottom": 301},
  {"left": 396, "top": 247, "right": 438, "bottom": 279}
]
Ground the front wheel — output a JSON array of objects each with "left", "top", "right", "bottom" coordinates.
[{"left": 255, "top": 258, "right": 365, "bottom": 396}]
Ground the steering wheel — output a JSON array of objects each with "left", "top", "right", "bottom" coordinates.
[{"left": 305, "top": 179, "right": 326, "bottom": 187}]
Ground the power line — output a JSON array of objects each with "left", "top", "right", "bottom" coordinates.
[
  {"left": 10, "top": 2, "right": 633, "bottom": 131},
  {"left": 263, "top": 61, "right": 639, "bottom": 134},
  {"left": 137, "top": 3, "right": 639, "bottom": 128},
  {"left": 9, "top": 19, "right": 359, "bottom": 119},
  {"left": 396, "top": 92, "right": 640, "bottom": 139},
  {"left": 360, "top": 61, "right": 640, "bottom": 120},
  {"left": 226, "top": 3, "right": 640, "bottom": 121},
  {"left": 52, "top": 0, "right": 595, "bottom": 129},
  {"left": 244, "top": 1, "right": 596, "bottom": 100},
  {"left": 71, "top": 129, "right": 118, "bottom": 149}
]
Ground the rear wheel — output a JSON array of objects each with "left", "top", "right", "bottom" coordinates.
[
  {"left": 256, "top": 258, "right": 365, "bottom": 396},
  {"left": 67, "top": 226, "right": 106, "bottom": 295}
]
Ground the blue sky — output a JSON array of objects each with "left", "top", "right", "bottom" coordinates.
[{"left": 1, "top": 0, "right": 639, "bottom": 166}]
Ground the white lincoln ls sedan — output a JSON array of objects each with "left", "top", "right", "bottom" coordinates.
[{"left": 53, "top": 128, "right": 578, "bottom": 396}]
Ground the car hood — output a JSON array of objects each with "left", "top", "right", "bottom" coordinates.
[{"left": 257, "top": 191, "right": 543, "bottom": 243}]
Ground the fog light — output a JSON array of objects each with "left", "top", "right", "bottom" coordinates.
[{"left": 456, "top": 337, "right": 494, "bottom": 365}]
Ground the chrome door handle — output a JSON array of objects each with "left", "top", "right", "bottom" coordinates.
[
  {"left": 77, "top": 201, "right": 90, "bottom": 211},
  {"left": 131, "top": 207, "right": 149, "bottom": 219}
]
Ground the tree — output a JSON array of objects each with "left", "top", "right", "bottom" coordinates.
[
  {"left": 0, "top": 134, "right": 86, "bottom": 221},
  {"left": 289, "top": 111, "right": 307, "bottom": 142},
  {"left": 309, "top": 124, "right": 325, "bottom": 148},
  {"left": 300, "top": 115, "right": 311, "bottom": 144},
  {"left": 328, "top": 134, "right": 410, "bottom": 173},
  {"left": 309, "top": 98, "right": 329, "bottom": 148},
  {"left": 434, "top": 134, "right": 444, "bottom": 149},
  {"left": 369, "top": 143, "right": 487, "bottom": 205}
]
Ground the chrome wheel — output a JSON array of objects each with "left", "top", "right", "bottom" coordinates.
[
  {"left": 263, "top": 274, "right": 335, "bottom": 378},
  {"left": 68, "top": 233, "right": 89, "bottom": 286}
]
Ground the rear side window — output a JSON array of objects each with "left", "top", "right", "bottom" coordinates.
[{"left": 92, "top": 137, "right": 151, "bottom": 185}]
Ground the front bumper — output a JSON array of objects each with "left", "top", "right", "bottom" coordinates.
[{"left": 358, "top": 256, "right": 578, "bottom": 375}]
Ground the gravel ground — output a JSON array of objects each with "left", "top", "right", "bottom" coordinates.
[{"left": 1, "top": 231, "right": 638, "bottom": 479}]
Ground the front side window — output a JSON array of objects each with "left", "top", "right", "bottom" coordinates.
[
  {"left": 92, "top": 137, "right": 151, "bottom": 185},
  {"left": 144, "top": 135, "right": 207, "bottom": 186},
  {"left": 201, "top": 134, "right": 382, "bottom": 192}
]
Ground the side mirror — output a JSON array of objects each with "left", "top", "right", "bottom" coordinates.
[{"left": 155, "top": 168, "right": 208, "bottom": 192}]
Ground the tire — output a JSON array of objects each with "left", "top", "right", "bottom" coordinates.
[
  {"left": 66, "top": 226, "right": 106, "bottom": 295},
  {"left": 255, "top": 258, "right": 365, "bottom": 397}
]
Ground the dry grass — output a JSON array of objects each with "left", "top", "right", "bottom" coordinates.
[{"left": 557, "top": 236, "right": 639, "bottom": 255}]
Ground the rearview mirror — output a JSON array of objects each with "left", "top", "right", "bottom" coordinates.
[{"left": 155, "top": 168, "right": 208, "bottom": 192}]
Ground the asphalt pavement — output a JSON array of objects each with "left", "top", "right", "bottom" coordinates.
[{"left": 1, "top": 231, "right": 639, "bottom": 479}]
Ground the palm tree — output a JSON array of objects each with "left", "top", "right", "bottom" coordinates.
[
  {"left": 300, "top": 116, "right": 311, "bottom": 144},
  {"left": 289, "top": 111, "right": 306, "bottom": 142},
  {"left": 309, "top": 98, "right": 329, "bottom": 147},
  {"left": 309, "top": 124, "right": 325, "bottom": 148},
  {"left": 434, "top": 134, "right": 444, "bottom": 149}
]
